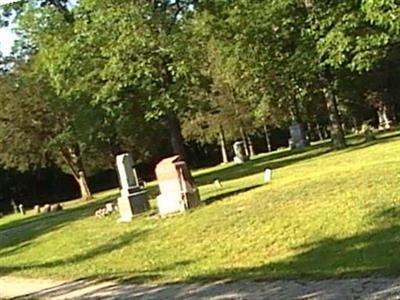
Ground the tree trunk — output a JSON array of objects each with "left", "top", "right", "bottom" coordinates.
[
  {"left": 390, "top": 105, "right": 397, "bottom": 124},
  {"left": 263, "top": 124, "right": 272, "bottom": 152},
  {"left": 78, "top": 171, "right": 92, "bottom": 201},
  {"left": 219, "top": 125, "right": 229, "bottom": 164},
  {"left": 351, "top": 118, "right": 358, "bottom": 134},
  {"left": 322, "top": 70, "right": 346, "bottom": 149},
  {"left": 239, "top": 126, "right": 250, "bottom": 157},
  {"left": 379, "top": 105, "right": 391, "bottom": 129},
  {"left": 247, "top": 135, "right": 256, "bottom": 157},
  {"left": 167, "top": 113, "right": 186, "bottom": 159},
  {"left": 74, "top": 146, "right": 93, "bottom": 201},
  {"left": 316, "top": 123, "right": 324, "bottom": 141},
  {"left": 325, "top": 90, "right": 346, "bottom": 149},
  {"left": 323, "top": 126, "right": 329, "bottom": 139},
  {"left": 60, "top": 146, "right": 93, "bottom": 200},
  {"left": 292, "top": 99, "right": 301, "bottom": 123},
  {"left": 306, "top": 122, "right": 313, "bottom": 142}
]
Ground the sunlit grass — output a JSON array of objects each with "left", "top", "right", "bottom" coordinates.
[{"left": 1, "top": 131, "right": 400, "bottom": 283}]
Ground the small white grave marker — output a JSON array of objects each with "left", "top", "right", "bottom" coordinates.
[
  {"left": 214, "top": 179, "right": 223, "bottom": 188},
  {"left": 264, "top": 168, "right": 272, "bottom": 183}
]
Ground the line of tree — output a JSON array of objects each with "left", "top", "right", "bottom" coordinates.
[{"left": 0, "top": 0, "right": 399, "bottom": 200}]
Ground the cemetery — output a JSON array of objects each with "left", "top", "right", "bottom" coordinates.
[
  {"left": 1, "top": 132, "right": 400, "bottom": 288},
  {"left": 1, "top": 0, "right": 400, "bottom": 298}
]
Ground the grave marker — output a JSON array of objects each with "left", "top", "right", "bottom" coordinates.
[
  {"left": 233, "top": 141, "right": 249, "bottom": 164},
  {"left": 289, "top": 121, "right": 309, "bottom": 150},
  {"left": 116, "top": 153, "right": 149, "bottom": 222},
  {"left": 264, "top": 168, "right": 272, "bottom": 183},
  {"left": 155, "top": 155, "right": 201, "bottom": 216}
]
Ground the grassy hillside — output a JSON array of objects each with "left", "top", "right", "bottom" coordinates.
[{"left": 1, "top": 132, "right": 400, "bottom": 283}]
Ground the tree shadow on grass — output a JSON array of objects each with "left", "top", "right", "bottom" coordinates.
[
  {"left": 11, "top": 260, "right": 197, "bottom": 300},
  {"left": 203, "top": 184, "right": 264, "bottom": 205},
  {"left": 187, "top": 206, "right": 400, "bottom": 282},
  {"left": 16, "top": 279, "right": 400, "bottom": 300},
  {"left": 0, "top": 195, "right": 116, "bottom": 257},
  {"left": 0, "top": 241, "right": 31, "bottom": 258},
  {"left": 195, "top": 131, "right": 400, "bottom": 187},
  {"left": 342, "top": 131, "right": 400, "bottom": 154},
  {"left": 0, "top": 229, "right": 150, "bottom": 278},
  {"left": 195, "top": 145, "right": 332, "bottom": 186},
  {"left": 7, "top": 207, "right": 400, "bottom": 299}
]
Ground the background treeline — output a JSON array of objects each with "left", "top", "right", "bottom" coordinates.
[{"left": 0, "top": 0, "right": 399, "bottom": 212}]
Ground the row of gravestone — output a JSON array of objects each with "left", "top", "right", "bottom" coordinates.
[
  {"left": 6, "top": 154, "right": 198, "bottom": 220},
  {"left": 34, "top": 203, "right": 63, "bottom": 214},
  {"left": 5, "top": 153, "right": 272, "bottom": 220},
  {"left": 233, "top": 122, "right": 309, "bottom": 164},
  {"left": 10, "top": 201, "right": 63, "bottom": 216},
  {"left": 116, "top": 154, "right": 201, "bottom": 222},
  {"left": 11, "top": 201, "right": 27, "bottom": 215},
  {"left": 115, "top": 153, "right": 273, "bottom": 222},
  {"left": 4, "top": 151, "right": 271, "bottom": 220}
]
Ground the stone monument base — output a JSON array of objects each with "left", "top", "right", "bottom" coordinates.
[
  {"left": 157, "top": 189, "right": 201, "bottom": 217},
  {"left": 117, "top": 190, "right": 149, "bottom": 222}
]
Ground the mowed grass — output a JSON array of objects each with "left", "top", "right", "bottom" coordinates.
[{"left": 1, "top": 131, "right": 400, "bottom": 283}]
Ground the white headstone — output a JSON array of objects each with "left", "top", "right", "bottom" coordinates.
[{"left": 264, "top": 168, "right": 272, "bottom": 183}]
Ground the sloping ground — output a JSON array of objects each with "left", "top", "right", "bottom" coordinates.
[{"left": 1, "top": 132, "right": 400, "bottom": 284}]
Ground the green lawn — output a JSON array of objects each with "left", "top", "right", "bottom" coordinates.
[{"left": 1, "top": 131, "right": 400, "bottom": 283}]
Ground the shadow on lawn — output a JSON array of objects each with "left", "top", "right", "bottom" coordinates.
[
  {"left": 343, "top": 131, "right": 400, "bottom": 154},
  {"left": 195, "top": 131, "right": 400, "bottom": 186},
  {"left": 186, "top": 206, "right": 400, "bottom": 282},
  {"left": 195, "top": 143, "right": 332, "bottom": 186},
  {"left": 13, "top": 277, "right": 400, "bottom": 300},
  {"left": 203, "top": 184, "right": 263, "bottom": 205},
  {"left": 3, "top": 132, "right": 400, "bottom": 295},
  {"left": 11, "top": 206, "right": 400, "bottom": 300},
  {"left": 12, "top": 260, "right": 198, "bottom": 299},
  {"left": 0, "top": 229, "right": 149, "bottom": 277},
  {"left": 0, "top": 195, "right": 115, "bottom": 258}
]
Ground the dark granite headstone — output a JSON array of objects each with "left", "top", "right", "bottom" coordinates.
[{"left": 289, "top": 122, "right": 309, "bottom": 150}]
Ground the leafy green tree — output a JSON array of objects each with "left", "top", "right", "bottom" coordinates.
[
  {"left": 306, "top": 0, "right": 399, "bottom": 146},
  {"left": 26, "top": 0, "right": 204, "bottom": 160},
  {"left": 0, "top": 58, "right": 97, "bottom": 199}
]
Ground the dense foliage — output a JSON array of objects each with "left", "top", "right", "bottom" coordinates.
[{"left": 0, "top": 0, "right": 399, "bottom": 202}]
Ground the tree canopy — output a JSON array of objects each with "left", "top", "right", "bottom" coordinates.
[{"left": 0, "top": 0, "right": 399, "bottom": 200}]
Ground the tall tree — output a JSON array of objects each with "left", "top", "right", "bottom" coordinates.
[
  {"left": 21, "top": 0, "right": 206, "bottom": 160},
  {"left": 0, "top": 59, "right": 95, "bottom": 199}
]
